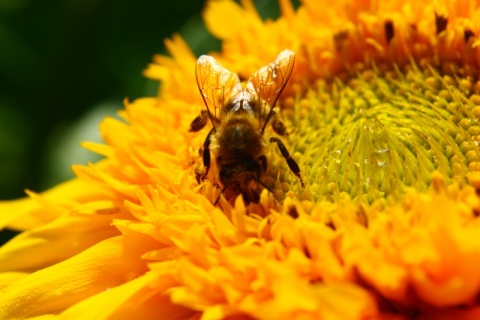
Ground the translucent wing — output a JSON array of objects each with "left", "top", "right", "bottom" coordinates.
[
  {"left": 196, "top": 55, "right": 242, "bottom": 128},
  {"left": 246, "top": 50, "right": 295, "bottom": 132}
]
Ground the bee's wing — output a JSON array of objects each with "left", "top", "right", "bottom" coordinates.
[
  {"left": 247, "top": 50, "right": 295, "bottom": 132},
  {"left": 196, "top": 55, "right": 241, "bottom": 128}
]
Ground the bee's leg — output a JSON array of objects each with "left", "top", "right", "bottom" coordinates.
[
  {"left": 243, "top": 190, "right": 260, "bottom": 204},
  {"left": 194, "top": 168, "right": 203, "bottom": 184},
  {"left": 263, "top": 109, "right": 286, "bottom": 135},
  {"left": 270, "top": 137, "right": 305, "bottom": 187},
  {"left": 201, "top": 128, "right": 216, "bottom": 180},
  {"left": 189, "top": 110, "right": 209, "bottom": 132},
  {"left": 214, "top": 185, "right": 227, "bottom": 206},
  {"left": 258, "top": 155, "right": 267, "bottom": 172},
  {"left": 271, "top": 116, "right": 288, "bottom": 136}
]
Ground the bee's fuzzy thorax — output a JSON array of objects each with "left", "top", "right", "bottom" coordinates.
[{"left": 215, "top": 113, "right": 264, "bottom": 162}]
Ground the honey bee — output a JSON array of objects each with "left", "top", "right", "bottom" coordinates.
[{"left": 190, "top": 50, "right": 304, "bottom": 204}]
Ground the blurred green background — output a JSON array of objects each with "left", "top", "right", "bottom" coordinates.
[
  {"left": 0, "top": 0, "right": 212, "bottom": 200},
  {"left": 0, "top": 0, "right": 289, "bottom": 202}
]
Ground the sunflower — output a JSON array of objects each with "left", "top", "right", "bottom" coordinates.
[{"left": 2, "top": 0, "right": 480, "bottom": 319}]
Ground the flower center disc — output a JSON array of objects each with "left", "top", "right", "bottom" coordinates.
[{"left": 286, "top": 62, "right": 480, "bottom": 204}]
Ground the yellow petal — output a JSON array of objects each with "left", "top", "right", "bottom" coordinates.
[
  {"left": 0, "top": 178, "right": 114, "bottom": 231},
  {"left": 59, "top": 272, "right": 195, "bottom": 320},
  {"left": 0, "top": 272, "right": 27, "bottom": 290},
  {"left": 0, "top": 236, "right": 153, "bottom": 319},
  {"left": 0, "top": 212, "right": 124, "bottom": 272}
]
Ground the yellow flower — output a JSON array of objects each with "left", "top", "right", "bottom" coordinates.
[{"left": 2, "top": 0, "right": 480, "bottom": 319}]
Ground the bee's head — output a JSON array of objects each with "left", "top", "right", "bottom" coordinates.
[{"left": 217, "top": 157, "right": 266, "bottom": 203}]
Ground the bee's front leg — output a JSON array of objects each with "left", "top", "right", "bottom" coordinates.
[
  {"left": 201, "top": 128, "right": 216, "bottom": 180},
  {"left": 271, "top": 117, "right": 288, "bottom": 136},
  {"left": 270, "top": 137, "right": 305, "bottom": 187},
  {"left": 268, "top": 110, "right": 289, "bottom": 136},
  {"left": 189, "top": 110, "right": 209, "bottom": 132}
]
